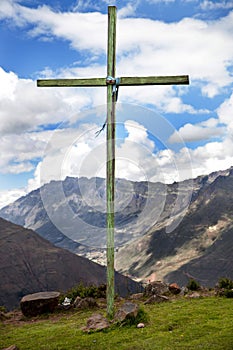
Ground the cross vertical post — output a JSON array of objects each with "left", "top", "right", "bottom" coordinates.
[
  {"left": 37, "top": 4, "right": 189, "bottom": 321},
  {"left": 106, "top": 6, "right": 117, "bottom": 319}
]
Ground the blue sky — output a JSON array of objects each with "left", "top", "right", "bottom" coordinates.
[{"left": 0, "top": 0, "right": 233, "bottom": 208}]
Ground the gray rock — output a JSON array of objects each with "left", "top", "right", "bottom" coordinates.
[
  {"left": 144, "top": 281, "right": 169, "bottom": 297},
  {"left": 20, "top": 291, "right": 60, "bottom": 317},
  {"left": 169, "top": 283, "right": 181, "bottom": 295},
  {"left": 3, "top": 346, "right": 19, "bottom": 350},
  {"left": 186, "top": 292, "right": 201, "bottom": 299},
  {"left": 73, "top": 296, "right": 82, "bottom": 307},
  {"left": 75, "top": 297, "right": 98, "bottom": 309},
  {"left": 180, "top": 286, "right": 188, "bottom": 296},
  {"left": 114, "top": 302, "right": 139, "bottom": 323},
  {"left": 83, "top": 313, "right": 110, "bottom": 332},
  {"left": 144, "top": 294, "right": 169, "bottom": 304}
]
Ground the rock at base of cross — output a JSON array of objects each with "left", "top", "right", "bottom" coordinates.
[
  {"left": 82, "top": 313, "right": 110, "bottom": 332},
  {"left": 2, "top": 345, "right": 19, "bottom": 350},
  {"left": 114, "top": 302, "right": 139, "bottom": 323},
  {"left": 20, "top": 291, "right": 60, "bottom": 317}
]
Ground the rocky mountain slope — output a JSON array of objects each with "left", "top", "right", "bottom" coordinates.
[
  {"left": 1, "top": 167, "right": 233, "bottom": 287},
  {"left": 0, "top": 218, "right": 142, "bottom": 310},
  {"left": 115, "top": 168, "right": 233, "bottom": 287}
]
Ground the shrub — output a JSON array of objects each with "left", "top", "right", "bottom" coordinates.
[
  {"left": 218, "top": 277, "right": 233, "bottom": 290},
  {"left": 224, "top": 289, "right": 233, "bottom": 298},
  {"left": 186, "top": 279, "right": 200, "bottom": 291},
  {"left": 0, "top": 306, "right": 6, "bottom": 313},
  {"left": 218, "top": 278, "right": 233, "bottom": 298},
  {"left": 63, "top": 283, "right": 106, "bottom": 302}
]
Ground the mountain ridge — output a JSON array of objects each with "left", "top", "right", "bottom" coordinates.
[{"left": 1, "top": 166, "right": 233, "bottom": 288}]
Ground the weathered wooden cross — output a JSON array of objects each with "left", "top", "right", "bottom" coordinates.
[{"left": 37, "top": 6, "right": 189, "bottom": 318}]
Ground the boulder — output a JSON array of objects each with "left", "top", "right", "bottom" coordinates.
[
  {"left": 144, "top": 294, "right": 169, "bottom": 304},
  {"left": 114, "top": 302, "right": 139, "bottom": 323},
  {"left": 20, "top": 291, "right": 60, "bottom": 317},
  {"left": 83, "top": 313, "right": 110, "bottom": 332},
  {"left": 144, "top": 281, "right": 169, "bottom": 297},
  {"left": 75, "top": 297, "right": 98, "bottom": 309},
  {"left": 169, "top": 283, "right": 181, "bottom": 295}
]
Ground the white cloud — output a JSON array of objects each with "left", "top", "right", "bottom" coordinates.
[
  {"left": 118, "top": 3, "right": 138, "bottom": 18},
  {"left": 118, "top": 13, "right": 233, "bottom": 97},
  {"left": 0, "top": 187, "right": 27, "bottom": 209},
  {"left": 1, "top": 2, "right": 233, "bottom": 101},
  {"left": 1, "top": 1, "right": 233, "bottom": 210},
  {"left": 0, "top": 67, "right": 93, "bottom": 135},
  {"left": 217, "top": 92, "right": 233, "bottom": 133},
  {"left": 0, "top": 130, "right": 52, "bottom": 174},
  {"left": 200, "top": 1, "right": 233, "bottom": 10},
  {"left": 146, "top": 0, "right": 175, "bottom": 3},
  {"left": 169, "top": 118, "right": 225, "bottom": 143}
]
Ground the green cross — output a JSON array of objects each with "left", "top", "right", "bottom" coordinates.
[{"left": 37, "top": 6, "right": 189, "bottom": 318}]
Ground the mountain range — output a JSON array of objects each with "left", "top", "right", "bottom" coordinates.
[
  {"left": 116, "top": 167, "right": 233, "bottom": 286},
  {"left": 1, "top": 167, "right": 233, "bottom": 290}
]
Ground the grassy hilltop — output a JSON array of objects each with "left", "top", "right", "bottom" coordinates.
[{"left": 1, "top": 297, "right": 233, "bottom": 350}]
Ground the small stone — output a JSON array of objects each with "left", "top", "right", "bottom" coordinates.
[
  {"left": 75, "top": 297, "right": 98, "bottom": 309},
  {"left": 187, "top": 292, "right": 201, "bottom": 299},
  {"left": 3, "top": 346, "right": 19, "bottom": 350},
  {"left": 180, "top": 286, "right": 188, "bottom": 296},
  {"left": 144, "top": 294, "right": 169, "bottom": 304},
  {"left": 73, "top": 296, "right": 82, "bottom": 307},
  {"left": 129, "top": 293, "right": 144, "bottom": 300},
  {"left": 137, "top": 323, "right": 145, "bottom": 328}
]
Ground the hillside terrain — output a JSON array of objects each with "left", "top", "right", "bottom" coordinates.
[
  {"left": 0, "top": 218, "right": 142, "bottom": 310},
  {"left": 1, "top": 167, "right": 233, "bottom": 287},
  {"left": 116, "top": 168, "right": 233, "bottom": 286}
]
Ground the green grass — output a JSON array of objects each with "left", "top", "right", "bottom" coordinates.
[{"left": 1, "top": 297, "right": 233, "bottom": 350}]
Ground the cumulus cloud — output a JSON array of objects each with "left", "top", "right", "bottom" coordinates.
[
  {"left": 0, "top": 188, "right": 27, "bottom": 209},
  {"left": 1, "top": 1, "right": 233, "bottom": 100},
  {"left": 169, "top": 118, "right": 225, "bottom": 143},
  {"left": 0, "top": 130, "right": 52, "bottom": 174},
  {"left": 217, "top": 92, "right": 233, "bottom": 133},
  {"left": 1, "top": 0, "right": 233, "bottom": 209},
  {"left": 200, "top": 1, "right": 233, "bottom": 10},
  {"left": 0, "top": 67, "right": 93, "bottom": 135}
]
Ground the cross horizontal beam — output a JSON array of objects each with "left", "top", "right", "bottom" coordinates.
[{"left": 37, "top": 75, "right": 189, "bottom": 87}]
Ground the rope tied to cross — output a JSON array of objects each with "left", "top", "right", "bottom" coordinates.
[{"left": 95, "top": 76, "right": 121, "bottom": 137}]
